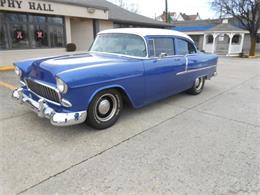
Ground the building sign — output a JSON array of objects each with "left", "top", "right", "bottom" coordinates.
[
  {"left": 0, "top": 0, "right": 54, "bottom": 12},
  {"left": 14, "top": 30, "right": 25, "bottom": 41},
  {"left": 0, "top": 0, "right": 108, "bottom": 19}
]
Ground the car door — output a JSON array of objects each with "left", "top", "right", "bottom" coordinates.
[
  {"left": 175, "top": 37, "right": 201, "bottom": 70},
  {"left": 144, "top": 37, "right": 186, "bottom": 104},
  {"left": 174, "top": 37, "right": 201, "bottom": 87}
]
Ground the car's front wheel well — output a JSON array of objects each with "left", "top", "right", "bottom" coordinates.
[
  {"left": 113, "top": 87, "right": 133, "bottom": 108},
  {"left": 89, "top": 87, "right": 133, "bottom": 109}
]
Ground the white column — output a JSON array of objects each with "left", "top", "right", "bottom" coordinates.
[
  {"left": 240, "top": 33, "right": 245, "bottom": 53},
  {"left": 202, "top": 34, "right": 207, "bottom": 51},
  {"left": 65, "top": 16, "right": 72, "bottom": 44},
  {"left": 227, "top": 33, "right": 234, "bottom": 56},
  {"left": 212, "top": 33, "right": 218, "bottom": 54}
]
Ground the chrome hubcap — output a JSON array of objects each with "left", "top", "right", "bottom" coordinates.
[
  {"left": 98, "top": 99, "right": 111, "bottom": 115},
  {"left": 195, "top": 78, "right": 200, "bottom": 87},
  {"left": 95, "top": 93, "right": 118, "bottom": 122},
  {"left": 195, "top": 78, "right": 203, "bottom": 90}
]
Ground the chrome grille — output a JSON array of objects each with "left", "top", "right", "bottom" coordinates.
[{"left": 26, "top": 79, "right": 60, "bottom": 103}]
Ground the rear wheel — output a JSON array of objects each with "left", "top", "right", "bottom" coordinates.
[
  {"left": 87, "top": 89, "right": 122, "bottom": 129},
  {"left": 186, "top": 77, "right": 205, "bottom": 95}
]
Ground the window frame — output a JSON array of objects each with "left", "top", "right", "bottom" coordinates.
[
  {"left": 206, "top": 34, "right": 214, "bottom": 44},
  {"left": 0, "top": 11, "right": 66, "bottom": 50},
  {"left": 147, "top": 35, "right": 197, "bottom": 58},
  {"left": 231, "top": 34, "right": 241, "bottom": 45},
  {"left": 256, "top": 34, "right": 260, "bottom": 44}
]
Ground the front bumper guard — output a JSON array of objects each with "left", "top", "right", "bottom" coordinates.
[{"left": 12, "top": 88, "right": 87, "bottom": 126}]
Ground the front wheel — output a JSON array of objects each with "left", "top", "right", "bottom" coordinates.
[
  {"left": 87, "top": 89, "right": 122, "bottom": 129},
  {"left": 186, "top": 77, "right": 205, "bottom": 95}
]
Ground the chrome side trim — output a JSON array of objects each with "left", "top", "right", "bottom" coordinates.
[
  {"left": 185, "top": 55, "right": 188, "bottom": 71},
  {"left": 176, "top": 65, "right": 217, "bottom": 76},
  {"left": 20, "top": 80, "right": 26, "bottom": 87},
  {"left": 61, "top": 99, "right": 72, "bottom": 108},
  {"left": 12, "top": 88, "right": 86, "bottom": 127}
]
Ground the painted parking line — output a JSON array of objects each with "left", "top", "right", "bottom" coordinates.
[
  {"left": 0, "top": 65, "right": 15, "bottom": 71},
  {"left": 0, "top": 81, "right": 17, "bottom": 90}
]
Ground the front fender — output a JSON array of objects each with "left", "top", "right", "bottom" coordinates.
[
  {"left": 58, "top": 61, "right": 145, "bottom": 111},
  {"left": 87, "top": 84, "right": 136, "bottom": 108}
]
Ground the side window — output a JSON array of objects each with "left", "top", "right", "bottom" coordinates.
[
  {"left": 148, "top": 38, "right": 174, "bottom": 57},
  {"left": 154, "top": 38, "right": 174, "bottom": 57},
  {"left": 188, "top": 42, "right": 197, "bottom": 54},
  {"left": 175, "top": 38, "right": 196, "bottom": 55},
  {"left": 147, "top": 39, "right": 155, "bottom": 57}
]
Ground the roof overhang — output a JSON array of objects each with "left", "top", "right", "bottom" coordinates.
[
  {"left": 112, "top": 19, "right": 174, "bottom": 28},
  {"left": 180, "top": 31, "right": 204, "bottom": 35},
  {"left": 206, "top": 30, "right": 248, "bottom": 33}
]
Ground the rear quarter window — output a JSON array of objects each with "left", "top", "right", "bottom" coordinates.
[{"left": 175, "top": 38, "right": 197, "bottom": 55}]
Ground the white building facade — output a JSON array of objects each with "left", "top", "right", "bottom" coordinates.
[
  {"left": 203, "top": 22, "right": 247, "bottom": 56},
  {"left": 173, "top": 19, "right": 260, "bottom": 56},
  {"left": 0, "top": 0, "right": 170, "bottom": 65}
]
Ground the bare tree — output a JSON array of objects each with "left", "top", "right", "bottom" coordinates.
[
  {"left": 211, "top": 0, "right": 260, "bottom": 56},
  {"left": 116, "top": 0, "right": 139, "bottom": 13}
]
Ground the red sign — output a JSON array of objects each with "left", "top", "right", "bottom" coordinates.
[
  {"left": 14, "top": 30, "right": 25, "bottom": 41},
  {"left": 35, "top": 30, "right": 44, "bottom": 41}
]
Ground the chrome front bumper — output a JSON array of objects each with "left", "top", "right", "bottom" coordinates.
[{"left": 12, "top": 88, "right": 87, "bottom": 126}]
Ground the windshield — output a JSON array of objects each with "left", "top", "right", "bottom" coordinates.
[{"left": 90, "top": 33, "right": 147, "bottom": 57}]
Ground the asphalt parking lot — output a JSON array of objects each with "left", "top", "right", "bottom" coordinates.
[{"left": 0, "top": 57, "right": 260, "bottom": 195}]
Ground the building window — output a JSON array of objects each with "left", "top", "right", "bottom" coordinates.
[
  {"left": 93, "top": 19, "right": 100, "bottom": 38},
  {"left": 113, "top": 23, "right": 133, "bottom": 28},
  {"left": 0, "top": 12, "right": 8, "bottom": 49},
  {"left": 256, "top": 34, "right": 260, "bottom": 43},
  {"left": 0, "top": 11, "right": 65, "bottom": 50},
  {"left": 232, "top": 34, "right": 241, "bottom": 44},
  {"left": 206, "top": 34, "right": 213, "bottom": 44}
]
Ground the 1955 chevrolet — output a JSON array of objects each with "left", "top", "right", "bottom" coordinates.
[{"left": 12, "top": 28, "right": 218, "bottom": 129}]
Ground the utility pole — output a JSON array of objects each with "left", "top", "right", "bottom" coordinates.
[{"left": 165, "top": 0, "right": 168, "bottom": 23}]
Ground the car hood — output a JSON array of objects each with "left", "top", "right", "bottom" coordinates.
[{"left": 17, "top": 52, "right": 131, "bottom": 83}]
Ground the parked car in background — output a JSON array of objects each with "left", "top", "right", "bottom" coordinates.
[{"left": 12, "top": 28, "right": 218, "bottom": 129}]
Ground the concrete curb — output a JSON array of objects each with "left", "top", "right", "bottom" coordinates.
[{"left": 0, "top": 66, "right": 15, "bottom": 72}]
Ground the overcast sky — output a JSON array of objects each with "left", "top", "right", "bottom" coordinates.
[{"left": 107, "top": 0, "right": 218, "bottom": 19}]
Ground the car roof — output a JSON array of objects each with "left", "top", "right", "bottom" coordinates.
[{"left": 98, "top": 28, "right": 193, "bottom": 42}]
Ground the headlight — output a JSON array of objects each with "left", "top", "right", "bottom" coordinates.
[
  {"left": 56, "top": 77, "right": 68, "bottom": 94},
  {"left": 15, "top": 66, "right": 22, "bottom": 77}
]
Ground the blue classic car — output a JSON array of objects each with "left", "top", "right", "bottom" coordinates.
[{"left": 12, "top": 28, "right": 218, "bottom": 129}]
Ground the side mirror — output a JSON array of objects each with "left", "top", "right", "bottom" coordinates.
[{"left": 159, "top": 52, "right": 167, "bottom": 58}]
